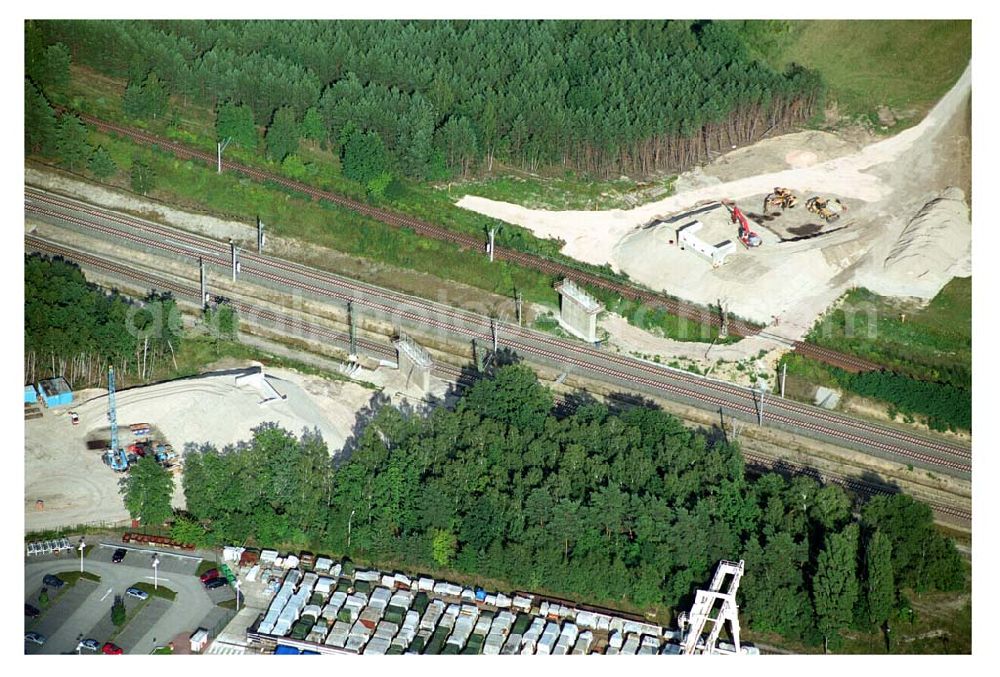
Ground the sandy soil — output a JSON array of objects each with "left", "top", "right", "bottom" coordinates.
[
  {"left": 24, "top": 365, "right": 384, "bottom": 533},
  {"left": 459, "top": 65, "right": 972, "bottom": 340}
]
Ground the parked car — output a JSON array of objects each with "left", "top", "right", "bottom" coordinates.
[
  {"left": 24, "top": 603, "right": 40, "bottom": 618},
  {"left": 112, "top": 548, "right": 127, "bottom": 563},
  {"left": 25, "top": 632, "right": 46, "bottom": 646},
  {"left": 77, "top": 638, "right": 100, "bottom": 652},
  {"left": 204, "top": 577, "right": 227, "bottom": 590},
  {"left": 126, "top": 587, "right": 149, "bottom": 601},
  {"left": 199, "top": 568, "right": 219, "bottom": 583},
  {"left": 42, "top": 574, "right": 65, "bottom": 589},
  {"left": 101, "top": 642, "right": 124, "bottom": 655}
]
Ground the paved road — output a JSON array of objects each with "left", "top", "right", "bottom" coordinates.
[
  {"left": 23, "top": 187, "right": 971, "bottom": 482},
  {"left": 25, "top": 544, "right": 215, "bottom": 655}
]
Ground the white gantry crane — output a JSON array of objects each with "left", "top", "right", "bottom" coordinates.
[{"left": 677, "top": 559, "right": 745, "bottom": 655}]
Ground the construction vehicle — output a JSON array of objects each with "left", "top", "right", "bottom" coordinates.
[
  {"left": 806, "top": 196, "right": 847, "bottom": 223},
  {"left": 730, "top": 205, "right": 762, "bottom": 248},
  {"left": 102, "top": 366, "right": 129, "bottom": 472},
  {"left": 763, "top": 187, "right": 797, "bottom": 214},
  {"left": 153, "top": 443, "right": 177, "bottom": 466}
]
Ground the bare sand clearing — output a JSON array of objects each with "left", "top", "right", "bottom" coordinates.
[
  {"left": 25, "top": 366, "right": 378, "bottom": 532},
  {"left": 458, "top": 65, "right": 972, "bottom": 349}
]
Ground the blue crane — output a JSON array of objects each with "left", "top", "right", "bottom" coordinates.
[{"left": 103, "top": 365, "right": 128, "bottom": 471}]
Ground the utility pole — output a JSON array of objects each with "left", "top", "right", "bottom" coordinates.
[
  {"left": 347, "top": 301, "right": 357, "bottom": 359},
  {"left": 718, "top": 299, "right": 729, "bottom": 338},
  {"left": 217, "top": 137, "right": 231, "bottom": 173},
  {"left": 199, "top": 258, "right": 207, "bottom": 308},
  {"left": 754, "top": 384, "right": 766, "bottom": 426},
  {"left": 515, "top": 291, "right": 523, "bottom": 327},
  {"left": 487, "top": 227, "right": 497, "bottom": 263},
  {"left": 491, "top": 319, "right": 498, "bottom": 354},
  {"left": 257, "top": 217, "right": 265, "bottom": 253},
  {"left": 781, "top": 362, "right": 787, "bottom": 398},
  {"left": 347, "top": 509, "right": 356, "bottom": 549},
  {"left": 230, "top": 239, "right": 238, "bottom": 282}
]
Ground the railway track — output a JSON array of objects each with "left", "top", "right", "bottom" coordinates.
[
  {"left": 741, "top": 451, "right": 970, "bottom": 524},
  {"left": 25, "top": 232, "right": 971, "bottom": 525},
  {"left": 75, "top": 112, "right": 885, "bottom": 374},
  {"left": 25, "top": 189, "right": 972, "bottom": 478}
]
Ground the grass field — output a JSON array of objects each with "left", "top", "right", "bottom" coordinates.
[
  {"left": 451, "top": 169, "right": 676, "bottom": 211},
  {"left": 132, "top": 582, "right": 178, "bottom": 601},
  {"left": 773, "top": 20, "right": 970, "bottom": 122},
  {"left": 807, "top": 279, "right": 971, "bottom": 388}
]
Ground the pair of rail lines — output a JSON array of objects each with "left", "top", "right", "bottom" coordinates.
[
  {"left": 75, "top": 112, "right": 881, "bottom": 374},
  {"left": 25, "top": 189, "right": 971, "bottom": 481},
  {"left": 23, "top": 234, "right": 972, "bottom": 526}
]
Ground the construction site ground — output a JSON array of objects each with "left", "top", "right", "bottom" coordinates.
[
  {"left": 23, "top": 358, "right": 445, "bottom": 534},
  {"left": 457, "top": 65, "right": 972, "bottom": 340}
]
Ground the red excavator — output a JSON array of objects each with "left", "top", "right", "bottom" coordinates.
[{"left": 730, "top": 205, "right": 762, "bottom": 248}]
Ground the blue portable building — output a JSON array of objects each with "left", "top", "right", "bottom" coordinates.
[
  {"left": 24, "top": 385, "right": 38, "bottom": 404},
  {"left": 37, "top": 376, "right": 73, "bottom": 407}
]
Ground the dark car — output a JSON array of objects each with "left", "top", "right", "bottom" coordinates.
[
  {"left": 77, "top": 638, "right": 100, "bottom": 652},
  {"left": 101, "top": 642, "right": 124, "bottom": 655},
  {"left": 24, "top": 603, "right": 40, "bottom": 618},
  {"left": 199, "top": 568, "right": 220, "bottom": 583},
  {"left": 204, "top": 577, "right": 227, "bottom": 590},
  {"left": 42, "top": 574, "right": 65, "bottom": 589},
  {"left": 111, "top": 548, "right": 127, "bottom": 563}
]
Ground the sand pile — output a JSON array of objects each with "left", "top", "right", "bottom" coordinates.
[{"left": 864, "top": 187, "right": 971, "bottom": 298}]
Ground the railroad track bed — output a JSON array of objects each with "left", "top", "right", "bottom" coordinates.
[{"left": 25, "top": 190, "right": 971, "bottom": 479}]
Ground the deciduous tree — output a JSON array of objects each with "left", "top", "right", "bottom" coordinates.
[{"left": 120, "top": 455, "right": 175, "bottom": 526}]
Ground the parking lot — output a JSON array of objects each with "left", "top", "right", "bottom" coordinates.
[{"left": 25, "top": 541, "right": 232, "bottom": 654}]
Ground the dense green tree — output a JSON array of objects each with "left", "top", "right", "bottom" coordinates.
[
  {"left": 170, "top": 514, "right": 213, "bottom": 547},
  {"left": 25, "top": 79, "right": 57, "bottom": 155},
  {"left": 216, "top": 101, "right": 258, "bottom": 149},
  {"left": 341, "top": 128, "right": 390, "bottom": 185},
  {"left": 36, "top": 19, "right": 824, "bottom": 179},
  {"left": 24, "top": 254, "right": 138, "bottom": 386},
  {"left": 25, "top": 27, "right": 71, "bottom": 92},
  {"left": 170, "top": 362, "right": 964, "bottom": 646},
  {"left": 88, "top": 145, "right": 118, "bottom": 178},
  {"left": 432, "top": 528, "right": 458, "bottom": 567},
  {"left": 813, "top": 523, "right": 860, "bottom": 652},
  {"left": 122, "top": 71, "right": 169, "bottom": 119},
  {"left": 130, "top": 156, "right": 155, "bottom": 194},
  {"left": 862, "top": 493, "right": 965, "bottom": 592},
  {"left": 143, "top": 72, "right": 169, "bottom": 119},
  {"left": 281, "top": 154, "right": 308, "bottom": 180},
  {"left": 265, "top": 105, "right": 300, "bottom": 162},
  {"left": 120, "top": 455, "right": 175, "bottom": 526},
  {"left": 55, "top": 114, "right": 92, "bottom": 170},
  {"left": 300, "top": 106, "right": 325, "bottom": 142},
  {"left": 122, "top": 80, "right": 146, "bottom": 118},
  {"left": 866, "top": 530, "right": 895, "bottom": 650}
]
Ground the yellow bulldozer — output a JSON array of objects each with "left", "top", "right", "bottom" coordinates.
[
  {"left": 763, "top": 187, "right": 797, "bottom": 214},
  {"left": 806, "top": 196, "right": 847, "bottom": 223}
]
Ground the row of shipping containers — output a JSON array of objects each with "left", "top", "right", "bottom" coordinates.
[{"left": 244, "top": 547, "right": 690, "bottom": 655}]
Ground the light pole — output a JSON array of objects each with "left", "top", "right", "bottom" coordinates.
[
  {"left": 152, "top": 554, "right": 160, "bottom": 591},
  {"left": 78, "top": 537, "right": 85, "bottom": 574},
  {"left": 235, "top": 578, "right": 241, "bottom": 612},
  {"left": 217, "top": 137, "right": 231, "bottom": 173},
  {"left": 347, "top": 509, "right": 356, "bottom": 549}
]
